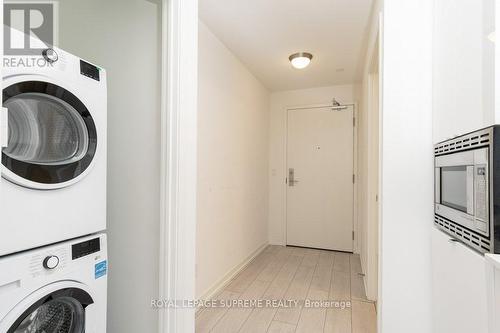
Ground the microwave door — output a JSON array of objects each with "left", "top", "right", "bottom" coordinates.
[
  {"left": 435, "top": 165, "right": 477, "bottom": 233},
  {"left": 434, "top": 147, "right": 489, "bottom": 238},
  {"left": 435, "top": 149, "right": 475, "bottom": 215},
  {"left": 439, "top": 165, "right": 473, "bottom": 214}
]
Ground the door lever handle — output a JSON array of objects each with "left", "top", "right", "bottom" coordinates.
[{"left": 288, "top": 168, "right": 299, "bottom": 187}]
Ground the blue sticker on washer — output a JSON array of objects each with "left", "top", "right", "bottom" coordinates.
[{"left": 95, "top": 260, "right": 107, "bottom": 279}]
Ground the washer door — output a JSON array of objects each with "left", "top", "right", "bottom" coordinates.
[
  {"left": 7, "top": 288, "right": 93, "bottom": 333},
  {"left": 2, "top": 81, "right": 97, "bottom": 189}
]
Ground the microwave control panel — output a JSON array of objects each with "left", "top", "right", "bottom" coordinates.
[{"left": 475, "top": 165, "right": 488, "bottom": 231}]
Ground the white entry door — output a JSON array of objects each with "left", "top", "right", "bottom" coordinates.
[{"left": 286, "top": 105, "right": 354, "bottom": 252}]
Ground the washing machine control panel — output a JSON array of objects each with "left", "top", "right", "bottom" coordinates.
[
  {"left": 43, "top": 255, "right": 59, "bottom": 269},
  {"left": 72, "top": 237, "right": 101, "bottom": 260}
]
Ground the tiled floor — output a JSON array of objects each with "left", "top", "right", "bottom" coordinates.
[{"left": 196, "top": 245, "right": 377, "bottom": 332}]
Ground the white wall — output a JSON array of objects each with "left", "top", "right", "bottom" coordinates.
[
  {"left": 431, "top": 228, "right": 488, "bottom": 333},
  {"left": 357, "top": 0, "right": 383, "bottom": 303},
  {"left": 431, "top": 1, "right": 495, "bottom": 332},
  {"left": 380, "top": 0, "right": 433, "bottom": 332},
  {"left": 433, "top": 0, "right": 495, "bottom": 142},
  {"left": 58, "top": 1, "right": 162, "bottom": 332},
  {"left": 197, "top": 21, "right": 270, "bottom": 298},
  {"left": 268, "top": 85, "right": 360, "bottom": 247}
]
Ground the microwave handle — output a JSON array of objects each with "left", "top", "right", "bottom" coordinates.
[
  {"left": 466, "top": 166, "right": 474, "bottom": 215},
  {"left": 435, "top": 168, "right": 440, "bottom": 204}
]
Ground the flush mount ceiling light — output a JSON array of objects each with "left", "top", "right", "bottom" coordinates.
[
  {"left": 289, "top": 52, "right": 313, "bottom": 69},
  {"left": 488, "top": 31, "right": 496, "bottom": 43}
]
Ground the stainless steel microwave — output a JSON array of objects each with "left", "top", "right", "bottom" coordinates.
[{"left": 434, "top": 126, "right": 500, "bottom": 254}]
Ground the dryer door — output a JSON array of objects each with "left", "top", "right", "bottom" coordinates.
[
  {"left": 2, "top": 80, "right": 97, "bottom": 189},
  {"left": 6, "top": 287, "right": 93, "bottom": 333}
]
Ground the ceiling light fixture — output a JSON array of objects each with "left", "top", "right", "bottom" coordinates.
[
  {"left": 289, "top": 52, "right": 313, "bottom": 69},
  {"left": 488, "top": 31, "right": 496, "bottom": 43}
]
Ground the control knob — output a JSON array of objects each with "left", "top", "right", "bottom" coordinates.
[
  {"left": 42, "top": 48, "right": 59, "bottom": 63},
  {"left": 43, "top": 256, "right": 59, "bottom": 270}
]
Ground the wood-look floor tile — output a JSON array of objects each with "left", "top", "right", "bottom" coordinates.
[
  {"left": 352, "top": 300, "right": 377, "bottom": 333},
  {"left": 273, "top": 265, "right": 315, "bottom": 324},
  {"left": 333, "top": 252, "right": 350, "bottom": 272},
  {"left": 327, "top": 261, "right": 353, "bottom": 333},
  {"left": 211, "top": 308, "right": 253, "bottom": 333},
  {"left": 256, "top": 247, "right": 290, "bottom": 282},
  {"left": 262, "top": 254, "right": 302, "bottom": 301},
  {"left": 239, "top": 308, "right": 277, "bottom": 333},
  {"left": 290, "top": 246, "right": 310, "bottom": 257},
  {"left": 324, "top": 307, "right": 352, "bottom": 333},
  {"left": 195, "top": 247, "right": 377, "bottom": 333},
  {"left": 195, "top": 290, "right": 240, "bottom": 333},
  {"left": 272, "top": 302, "right": 302, "bottom": 325},
  {"left": 330, "top": 270, "right": 351, "bottom": 300},
  {"left": 225, "top": 252, "right": 273, "bottom": 293},
  {"left": 295, "top": 289, "right": 328, "bottom": 333},
  {"left": 239, "top": 252, "right": 303, "bottom": 332},
  {"left": 300, "top": 248, "right": 321, "bottom": 268},
  {"left": 310, "top": 251, "right": 334, "bottom": 292},
  {"left": 267, "top": 321, "right": 297, "bottom": 333},
  {"left": 212, "top": 279, "right": 270, "bottom": 332},
  {"left": 241, "top": 280, "right": 269, "bottom": 302},
  {"left": 264, "top": 245, "right": 280, "bottom": 255}
]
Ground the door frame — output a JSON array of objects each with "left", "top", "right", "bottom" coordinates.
[
  {"left": 283, "top": 103, "right": 358, "bottom": 252},
  {"left": 158, "top": 0, "right": 198, "bottom": 332},
  {"left": 361, "top": 12, "right": 383, "bottom": 307},
  {"left": 365, "top": 35, "right": 381, "bottom": 301}
]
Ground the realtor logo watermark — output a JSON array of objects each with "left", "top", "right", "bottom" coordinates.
[
  {"left": 151, "top": 299, "right": 352, "bottom": 310},
  {"left": 4, "top": 1, "right": 58, "bottom": 67},
  {"left": 4, "top": 1, "right": 57, "bottom": 54}
]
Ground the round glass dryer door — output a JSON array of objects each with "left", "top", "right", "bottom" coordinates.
[
  {"left": 2, "top": 81, "right": 97, "bottom": 188},
  {"left": 7, "top": 288, "right": 93, "bottom": 333}
]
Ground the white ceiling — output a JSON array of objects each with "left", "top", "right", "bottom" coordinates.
[{"left": 200, "top": 0, "right": 374, "bottom": 92}]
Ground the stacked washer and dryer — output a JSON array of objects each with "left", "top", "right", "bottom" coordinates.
[{"left": 0, "top": 31, "right": 108, "bottom": 333}]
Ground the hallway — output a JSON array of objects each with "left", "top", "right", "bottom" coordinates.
[{"left": 196, "top": 246, "right": 377, "bottom": 332}]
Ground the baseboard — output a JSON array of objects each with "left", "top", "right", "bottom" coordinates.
[
  {"left": 362, "top": 266, "right": 368, "bottom": 299},
  {"left": 360, "top": 255, "right": 370, "bottom": 300},
  {"left": 361, "top": 255, "right": 378, "bottom": 302},
  {"left": 198, "top": 242, "right": 269, "bottom": 303}
]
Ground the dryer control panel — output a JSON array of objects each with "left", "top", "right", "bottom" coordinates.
[{"left": 80, "top": 60, "right": 100, "bottom": 81}]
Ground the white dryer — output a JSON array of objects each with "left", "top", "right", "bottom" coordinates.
[
  {"left": 0, "top": 233, "right": 107, "bottom": 333},
  {"left": 1, "top": 30, "right": 107, "bottom": 255}
]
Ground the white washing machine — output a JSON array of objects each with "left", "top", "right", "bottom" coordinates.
[
  {"left": 1, "top": 30, "right": 107, "bottom": 256},
  {"left": 0, "top": 233, "right": 107, "bottom": 333}
]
